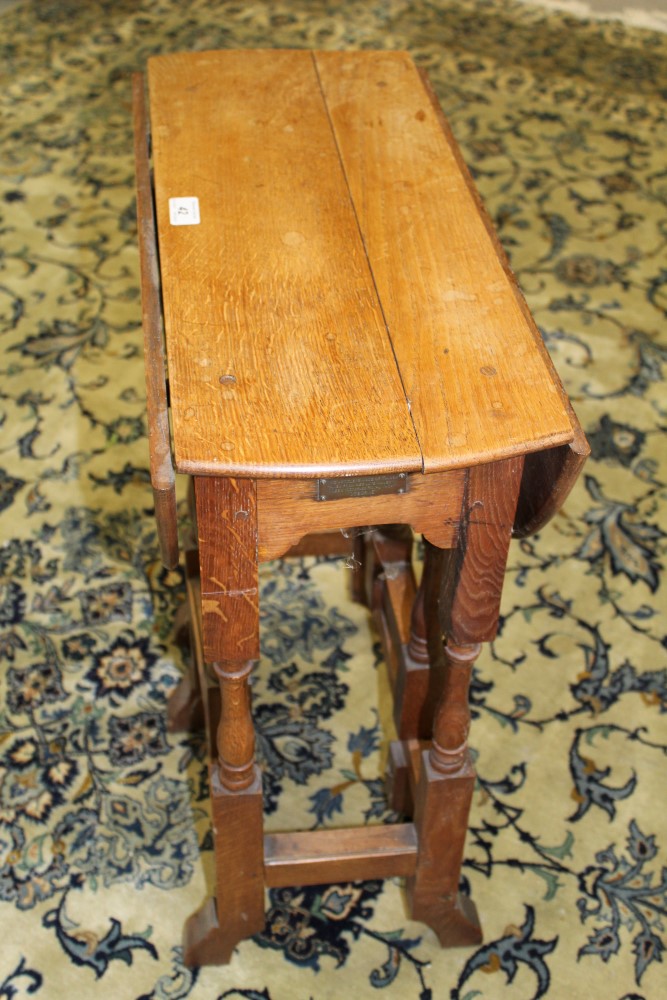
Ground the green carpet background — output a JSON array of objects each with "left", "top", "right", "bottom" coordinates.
[{"left": 0, "top": 1, "right": 666, "bottom": 997}]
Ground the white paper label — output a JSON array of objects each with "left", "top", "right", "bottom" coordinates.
[{"left": 169, "top": 197, "right": 201, "bottom": 226}]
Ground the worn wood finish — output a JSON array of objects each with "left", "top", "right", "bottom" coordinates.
[
  {"left": 441, "top": 457, "right": 524, "bottom": 645},
  {"left": 195, "top": 477, "right": 260, "bottom": 792},
  {"left": 419, "top": 68, "right": 590, "bottom": 500},
  {"left": 169, "top": 548, "right": 258, "bottom": 788},
  {"left": 132, "top": 73, "right": 178, "bottom": 568},
  {"left": 138, "top": 49, "right": 590, "bottom": 969},
  {"left": 180, "top": 548, "right": 263, "bottom": 965},
  {"left": 388, "top": 739, "right": 482, "bottom": 947},
  {"left": 315, "top": 51, "right": 574, "bottom": 473},
  {"left": 414, "top": 68, "right": 590, "bottom": 537},
  {"left": 256, "top": 471, "right": 463, "bottom": 561},
  {"left": 264, "top": 824, "right": 418, "bottom": 887},
  {"left": 183, "top": 770, "right": 265, "bottom": 966},
  {"left": 402, "top": 461, "right": 522, "bottom": 941},
  {"left": 147, "top": 50, "right": 419, "bottom": 479},
  {"left": 406, "top": 751, "right": 482, "bottom": 946},
  {"left": 194, "top": 477, "right": 259, "bottom": 663},
  {"left": 213, "top": 660, "right": 256, "bottom": 791},
  {"left": 430, "top": 642, "right": 480, "bottom": 774},
  {"left": 175, "top": 546, "right": 264, "bottom": 967}
]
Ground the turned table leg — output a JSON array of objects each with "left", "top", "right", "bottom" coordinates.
[
  {"left": 386, "top": 540, "right": 438, "bottom": 815},
  {"left": 406, "top": 641, "right": 482, "bottom": 944},
  {"left": 183, "top": 477, "right": 265, "bottom": 967},
  {"left": 407, "top": 456, "right": 524, "bottom": 945}
]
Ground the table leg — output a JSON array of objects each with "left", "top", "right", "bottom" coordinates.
[
  {"left": 183, "top": 477, "right": 265, "bottom": 966},
  {"left": 407, "top": 456, "right": 523, "bottom": 945},
  {"left": 168, "top": 551, "right": 205, "bottom": 734},
  {"left": 385, "top": 540, "right": 437, "bottom": 815}
]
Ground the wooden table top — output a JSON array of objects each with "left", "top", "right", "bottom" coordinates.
[{"left": 147, "top": 49, "right": 574, "bottom": 479}]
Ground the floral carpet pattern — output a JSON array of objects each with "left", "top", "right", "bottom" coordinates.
[{"left": 1, "top": 1, "right": 666, "bottom": 997}]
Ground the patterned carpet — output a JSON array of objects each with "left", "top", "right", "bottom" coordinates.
[{"left": 1, "top": 1, "right": 666, "bottom": 997}]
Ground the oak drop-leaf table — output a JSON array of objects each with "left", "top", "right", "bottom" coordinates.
[{"left": 133, "top": 49, "right": 588, "bottom": 966}]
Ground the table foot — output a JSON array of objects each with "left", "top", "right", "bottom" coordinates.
[
  {"left": 182, "top": 767, "right": 266, "bottom": 968},
  {"left": 411, "top": 890, "right": 482, "bottom": 948},
  {"left": 183, "top": 896, "right": 265, "bottom": 966},
  {"left": 407, "top": 749, "right": 481, "bottom": 943},
  {"left": 183, "top": 897, "right": 230, "bottom": 966}
]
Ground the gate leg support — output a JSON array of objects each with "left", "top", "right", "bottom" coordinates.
[
  {"left": 406, "top": 641, "right": 482, "bottom": 946},
  {"left": 183, "top": 659, "right": 265, "bottom": 965}
]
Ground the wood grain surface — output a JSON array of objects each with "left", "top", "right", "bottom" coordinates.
[
  {"left": 183, "top": 770, "right": 265, "bottom": 966},
  {"left": 256, "top": 469, "right": 464, "bottom": 560},
  {"left": 315, "top": 51, "right": 574, "bottom": 472},
  {"left": 407, "top": 751, "right": 482, "bottom": 946},
  {"left": 212, "top": 659, "right": 256, "bottom": 791},
  {"left": 194, "top": 476, "right": 260, "bottom": 662},
  {"left": 147, "top": 50, "right": 419, "bottom": 478},
  {"left": 147, "top": 49, "right": 577, "bottom": 480},
  {"left": 132, "top": 74, "right": 179, "bottom": 567},
  {"left": 140, "top": 54, "right": 588, "bottom": 964},
  {"left": 264, "top": 824, "right": 418, "bottom": 886},
  {"left": 440, "top": 456, "right": 524, "bottom": 645},
  {"left": 429, "top": 641, "right": 480, "bottom": 774}
]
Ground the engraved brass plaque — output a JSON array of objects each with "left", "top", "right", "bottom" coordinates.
[{"left": 315, "top": 473, "right": 408, "bottom": 502}]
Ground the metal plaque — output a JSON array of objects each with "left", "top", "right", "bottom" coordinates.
[{"left": 315, "top": 472, "right": 408, "bottom": 502}]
